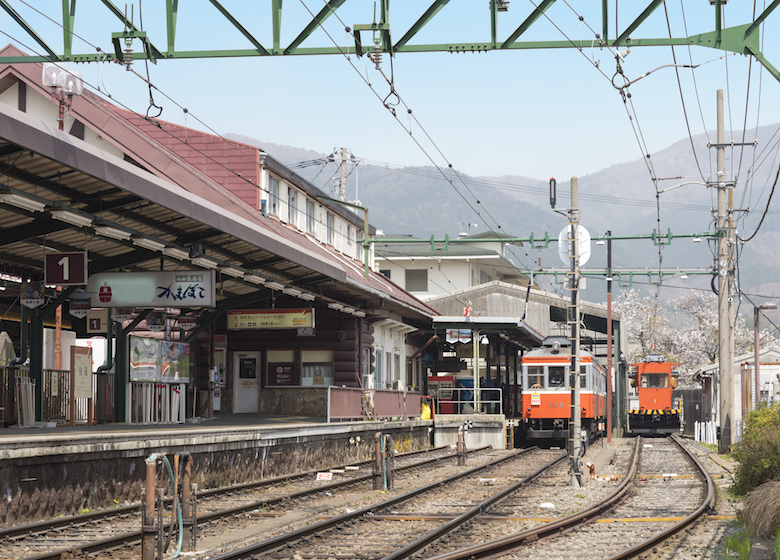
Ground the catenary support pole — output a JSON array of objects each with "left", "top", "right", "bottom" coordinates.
[
  {"left": 716, "top": 90, "right": 735, "bottom": 454},
  {"left": 569, "top": 176, "right": 582, "bottom": 487},
  {"left": 606, "top": 230, "right": 613, "bottom": 445}
]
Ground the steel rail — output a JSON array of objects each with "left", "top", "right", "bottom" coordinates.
[
  {"left": 424, "top": 437, "right": 643, "bottom": 560},
  {"left": 1, "top": 444, "right": 457, "bottom": 541},
  {"left": 208, "top": 447, "right": 540, "bottom": 560},
  {"left": 606, "top": 434, "right": 715, "bottom": 560},
  {"left": 382, "top": 453, "right": 567, "bottom": 560},
  {"left": 14, "top": 445, "right": 475, "bottom": 560}
]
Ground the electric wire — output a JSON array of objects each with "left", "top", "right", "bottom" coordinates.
[
  {"left": 663, "top": 2, "right": 707, "bottom": 183},
  {"left": 7, "top": 2, "right": 778, "bottom": 313},
  {"left": 297, "top": 0, "right": 541, "bottom": 278}
]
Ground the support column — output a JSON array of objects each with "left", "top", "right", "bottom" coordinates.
[{"left": 716, "top": 90, "right": 735, "bottom": 453}]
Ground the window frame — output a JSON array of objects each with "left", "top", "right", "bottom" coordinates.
[
  {"left": 268, "top": 176, "right": 279, "bottom": 215},
  {"left": 288, "top": 189, "right": 297, "bottom": 225},
  {"left": 405, "top": 268, "right": 428, "bottom": 292},
  {"left": 306, "top": 200, "right": 315, "bottom": 234},
  {"left": 326, "top": 213, "right": 335, "bottom": 245}
]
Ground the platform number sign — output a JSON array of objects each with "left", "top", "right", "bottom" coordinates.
[{"left": 44, "top": 251, "right": 87, "bottom": 285}]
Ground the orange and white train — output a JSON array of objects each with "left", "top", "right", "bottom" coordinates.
[
  {"left": 627, "top": 354, "right": 682, "bottom": 435},
  {"left": 520, "top": 336, "right": 607, "bottom": 442}
]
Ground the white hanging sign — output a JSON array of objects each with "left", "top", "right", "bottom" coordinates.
[
  {"left": 87, "top": 270, "right": 216, "bottom": 308},
  {"left": 558, "top": 224, "right": 592, "bottom": 266}
]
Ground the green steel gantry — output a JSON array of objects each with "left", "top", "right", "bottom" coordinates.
[
  {"left": 1, "top": 0, "right": 779, "bottom": 82},
  {"left": 374, "top": 228, "right": 718, "bottom": 287}
]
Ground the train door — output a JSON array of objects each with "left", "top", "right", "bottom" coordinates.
[{"left": 233, "top": 351, "right": 261, "bottom": 413}]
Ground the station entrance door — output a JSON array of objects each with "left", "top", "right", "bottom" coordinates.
[{"left": 233, "top": 352, "right": 261, "bottom": 413}]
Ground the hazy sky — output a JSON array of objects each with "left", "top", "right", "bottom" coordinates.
[{"left": 3, "top": 1, "right": 780, "bottom": 182}]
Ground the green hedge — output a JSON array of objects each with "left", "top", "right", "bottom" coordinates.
[{"left": 731, "top": 404, "right": 780, "bottom": 496}]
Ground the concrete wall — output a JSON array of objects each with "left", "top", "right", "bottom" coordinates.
[
  {"left": 433, "top": 414, "right": 506, "bottom": 450},
  {"left": 0, "top": 420, "right": 431, "bottom": 525}
]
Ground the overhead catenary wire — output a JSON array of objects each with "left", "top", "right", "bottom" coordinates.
[
  {"left": 296, "top": 0, "right": 540, "bottom": 276},
  {"left": 7, "top": 3, "right": 780, "bottom": 306}
]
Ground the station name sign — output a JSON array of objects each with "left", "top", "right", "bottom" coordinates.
[
  {"left": 227, "top": 309, "right": 314, "bottom": 330},
  {"left": 87, "top": 270, "right": 216, "bottom": 308}
]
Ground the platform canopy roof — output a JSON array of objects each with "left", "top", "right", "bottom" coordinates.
[
  {"left": 0, "top": 47, "right": 436, "bottom": 323},
  {"left": 432, "top": 316, "right": 544, "bottom": 350}
]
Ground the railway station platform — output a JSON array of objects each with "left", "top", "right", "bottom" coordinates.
[{"left": 0, "top": 412, "right": 501, "bottom": 525}]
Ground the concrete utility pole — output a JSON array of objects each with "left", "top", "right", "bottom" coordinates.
[
  {"left": 716, "top": 90, "right": 735, "bottom": 454},
  {"left": 339, "top": 147, "right": 348, "bottom": 201},
  {"left": 568, "top": 176, "right": 582, "bottom": 487},
  {"left": 606, "top": 230, "right": 613, "bottom": 445}
]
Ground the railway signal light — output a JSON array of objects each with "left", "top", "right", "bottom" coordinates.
[{"left": 549, "top": 177, "right": 557, "bottom": 209}]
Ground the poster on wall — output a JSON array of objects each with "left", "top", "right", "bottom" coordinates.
[
  {"left": 129, "top": 336, "right": 161, "bottom": 381},
  {"left": 239, "top": 357, "right": 257, "bottom": 379},
  {"left": 267, "top": 363, "right": 298, "bottom": 386},
  {"left": 162, "top": 341, "right": 190, "bottom": 383}
]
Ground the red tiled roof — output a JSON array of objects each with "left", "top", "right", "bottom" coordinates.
[{"left": 103, "top": 106, "right": 262, "bottom": 210}]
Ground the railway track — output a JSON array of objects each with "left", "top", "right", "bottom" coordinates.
[
  {"left": 0, "top": 445, "right": 480, "bottom": 560},
  {"left": 2, "top": 436, "right": 716, "bottom": 560},
  {"left": 423, "top": 435, "right": 713, "bottom": 560},
  {"left": 206, "top": 447, "right": 566, "bottom": 560}
]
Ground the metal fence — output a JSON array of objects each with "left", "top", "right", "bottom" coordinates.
[
  {"left": 0, "top": 367, "right": 114, "bottom": 426},
  {"left": 327, "top": 387, "right": 422, "bottom": 422},
  {"left": 429, "top": 387, "right": 503, "bottom": 415}
]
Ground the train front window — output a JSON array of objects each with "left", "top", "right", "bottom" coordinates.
[
  {"left": 548, "top": 366, "right": 565, "bottom": 388},
  {"left": 641, "top": 373, "right": 669, "bottom": 388},
  {"left": 527, "top": 366, "right": 544, "bottom": 389}
]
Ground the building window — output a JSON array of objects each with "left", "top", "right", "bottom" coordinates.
[
  {"left": 306, "top": 200, "right": 315, "bottom": 234},
  {"left": 355, "top": 229, "right": 363, "bottom": 259},
  {"left": 376, "top": 346, "right": 384, "bottom": 388},
  {"left": 386, "top": 352, "right": 392, "bottom": 388},
  {"left": 380, "top": 269, "right": 391, "bottom": 280},
  {"left": 405, "top": 269, "right": 428, "bottom": 292},
  {"left": 288, "top": 189, "right": 296, "bottom": 225},
  {"left": 268, "top": 176, "right": 279, "bottom": 215},
  {"left": 327, "top": 213, "right": 335, "bottom": 245},
  {"left": 301, "top": 363, "right": 334, "bottom": 387}
]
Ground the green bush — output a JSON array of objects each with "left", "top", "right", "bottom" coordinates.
[{"left": 731, "top": 404, "right": 780, "bottom": 496}]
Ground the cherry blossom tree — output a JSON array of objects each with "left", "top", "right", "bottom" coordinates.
[{"left": 613, "top": 289, "right": 763, "bottom": 378}]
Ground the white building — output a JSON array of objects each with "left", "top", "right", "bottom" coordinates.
[{"left": 374, "top": 232, "right": 530, "bottom": 301}]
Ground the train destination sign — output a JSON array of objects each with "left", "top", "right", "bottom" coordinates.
[{"left": 227, "top": 309, "right": 314, "bottom": 330}]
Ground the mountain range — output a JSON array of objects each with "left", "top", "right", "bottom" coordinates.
[{"left": 227, "top": 126, "right": 780, "bottom": 305}]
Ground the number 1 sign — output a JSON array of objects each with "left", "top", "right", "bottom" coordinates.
[{"left": 44, "top": 251, "right": 87, "bottom": 285}]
